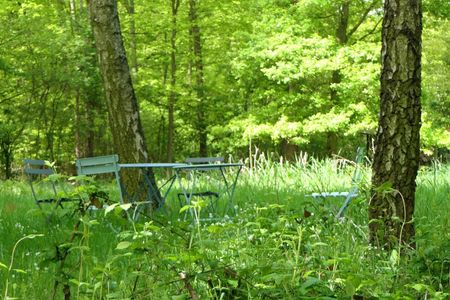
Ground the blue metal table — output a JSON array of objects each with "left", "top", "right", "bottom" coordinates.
[
  {"left": 119, "top": 163, "right": 186, "bottom": 215},
  {"left": 173, "top": 163, "right": 243, "bottom": 221}
]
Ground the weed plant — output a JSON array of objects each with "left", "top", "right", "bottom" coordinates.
[{"left": 0, "top": 156, "right": 448, "bottom": 299}]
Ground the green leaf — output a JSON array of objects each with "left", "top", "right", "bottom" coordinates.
[
  {"left": 389, "top": 249, "right": 399, "bottom": 266},
  {"left": 105, "top": 203, "right": 119, "bottom": 215},
  {"left": 179, "top": 205, "right": 191, "bottom": 213},
  {"left": 116, "top": 241, "right": 132, "bottom": 250},
  {"left": 26, "top": 234, "right": 44, "bottom": 239},
  {"left": 120, "top": 203, "right": 132, "bottom": 211},
  {"left": 228, "top": 279, "right": 239, "bottom": 288}
]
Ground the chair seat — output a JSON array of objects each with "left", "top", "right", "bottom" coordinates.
[
  {"left": 36, "top": 197, "right": 81, "bottom": 208},
  {"left": 178, "top": 191, "right": 219, "bottom": 198},
  {"left": 308, "top": 191, "right": 357, "bottom": 198},
  {"left": 36, "top": 198, "right": 58, "bottom": 204}
]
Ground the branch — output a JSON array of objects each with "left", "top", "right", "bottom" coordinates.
[
  {"left": 354, "top": 16, "right": 382, "bottom": 44},
  {"left": 179, "top": 272, "right": 199, "bottom": 300},
  {"left": 0, "top": 91, "right": 27, "bottom": 105},
  {"left": 347, "top": 0, "right": 378, "bottom": 39}
]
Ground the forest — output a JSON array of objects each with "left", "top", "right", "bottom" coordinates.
[
  {"left": 0, "top": 0, "right": 448, "bottom": 174},
  {"left": 0, "top": 0, "right": 449, "bottom": 299}
]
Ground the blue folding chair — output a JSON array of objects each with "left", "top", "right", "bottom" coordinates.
[
  {"left": 307, "top": 147, "right": 365, "bottom": 218},
  {"left": 75, "top": 154, "right": 124, "bottom": 207},
  {"left": 24, "top": 159, "right": 80, "bottom": 209}
]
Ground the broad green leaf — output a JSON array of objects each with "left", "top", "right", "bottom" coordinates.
[
  {"left": 179, "top": 205, "right": 191, "bottom": 213},
  {"left": 105, "top": 203, "right": 119, "bottom": 215},
  {"left": 116, "top": 241, "right": 132, "bottom": 250},
  {"left": 120, "top": 203, "right": 132, "bottom": 211}
]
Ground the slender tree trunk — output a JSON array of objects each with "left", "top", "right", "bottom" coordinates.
[
  {"left": 4, "top": 146, "right": 12, "bottom": 179},
  {"left": 189, "top": 0, "right": 207, "bottom": 156},
  {"left": 370, "top": 0, "right": 422, "bottom": 249},
  {"left": 46, "top": 98, "right": 58, "bottom": 162},
  {"left": 327, "top": 2, "right": 349, "bottom": 156},
  {"left": 123, "top": 0, "right": 138, "bottom": 73},
  {"left": 326, "top": 1, "right": 378, "bottom": 155},
  {"left": 87, "top": 0, "right": 160, "bottom": 203},
  {"left": 75, "top": 89, "right": 82, "bottom": 158},
  {"left": 1, "top": 140, "right": 12, "bottom": 179},
  {"left": 85, "top": 97, "right": 95, "bottom": 157},
  {"left": 161, "top": 35, "right": 169, "bottom": 162},
  {"left": 167, "top": 0, "right": 180, "bottom": 162}
]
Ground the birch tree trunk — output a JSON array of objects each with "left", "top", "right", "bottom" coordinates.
[
  {"left": 87, "top": 0, "right": 159, "bottom": 203},
  {"left": 370, "top": 0, "right": 422, "bottom": 249}
]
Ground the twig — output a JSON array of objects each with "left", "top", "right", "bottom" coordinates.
[{"left": 179, "top": 272, "right": 199, "bottom": 300}]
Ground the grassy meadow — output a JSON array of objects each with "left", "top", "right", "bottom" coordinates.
[{"left": 0, "top": 156, "right": 449, "bottom": 299}]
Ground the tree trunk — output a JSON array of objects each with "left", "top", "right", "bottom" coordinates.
[
  {"left": 326, "top": 2, "right": 349, "bottom": 156},
  {"left": 167, "top": 0, "right": 180, "bottom": 162},
  {"left": 85, "top": 97, "right": 96, "bottom": 157},
  {"left": 87, "top": 0, "right": 159, "bottom": 203},
  {"left": 370, "top": 0, "right": 422, "bottom": 249},
  {"left": 1, "top": 139, "right": 13, "bottom": 179},
  {"left": 123, "top": 0, "right": 138, "bottom": 73},
  {"left": 189, "top": 0, "right": 207, "bottom": 156},
  {"left": 326, "top": 1, "right": 378, "bottom": 156},
  {"left": 75, "top": 89, "right": 82, "bottom": 158}
]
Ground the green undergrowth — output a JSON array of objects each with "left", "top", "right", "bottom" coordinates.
[{"left": 0, "top": 158, "right": 448, "bottom": 299}]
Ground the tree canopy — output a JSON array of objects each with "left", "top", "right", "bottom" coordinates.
[{"left": 0, "top": 0, "right": 448, "bottom": 177}]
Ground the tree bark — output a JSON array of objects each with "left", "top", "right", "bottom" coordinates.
[
  {"left": 189, "top": 0, "right": 207, "bottom": 156},
  {"left": 370, "top": 0, "right": 422, "bottom": 249},
  {"left": 87, "top": 0, "right": 159, "bottom": 203}
]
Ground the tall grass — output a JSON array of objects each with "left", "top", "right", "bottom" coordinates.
[{"left": 0, "top": 156, "right": 448, "bottom": 299}]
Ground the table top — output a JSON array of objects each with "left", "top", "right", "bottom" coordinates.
[
  {"left": 119, "top": 163, "right": 187, "bottom": 168},
  {"left": 172, "top": 163, "right": 244, "bottom": 170}
]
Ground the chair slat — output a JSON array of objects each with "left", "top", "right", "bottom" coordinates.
[
  {"left": 76, "top": 155, "right": 124, "bottom": 204},
  {"left": 77, "top": 164, "right": 120, "bottom": 175},
  {"left": 23, "top": 158, "right": 79, "bottom": 209},
  {"left": 24, "top": 159, "right": 47, "bottom": 166},
  {"left": 76, "top": 155, "right": 119, "bottom": 167},
  {"left": 24, "top": 168, "right": 54, "bottom": 175}
]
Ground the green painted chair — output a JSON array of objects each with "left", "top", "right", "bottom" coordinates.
[
  {"left": 24, "top": 159, "right": 80, "bottom": 209},
  {"left": 307, "top": 147, "right": 365, "bottom": 218},
  {"left": 75, "top": 154, "right": 124, "bottom": 208}
]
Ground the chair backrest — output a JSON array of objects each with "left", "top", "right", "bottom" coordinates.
[
  {"left": 351, "top": 147, "right": 365, "bottom": 186},
  {"left": 23, "top": 159, "right": 57, "bottom": 206},
  {"left": 336, "top": 147, "right": 365, "bottom": 219},
  {"left": 185, "top": 157, "right": 224, "bottom": 164},
  {"left": 76, "top": 154, "right": 124, "bottom": 203}
]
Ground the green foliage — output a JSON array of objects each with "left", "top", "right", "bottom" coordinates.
[{"left": 0, "top": 0, "right": 448, "bottom": 171}]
